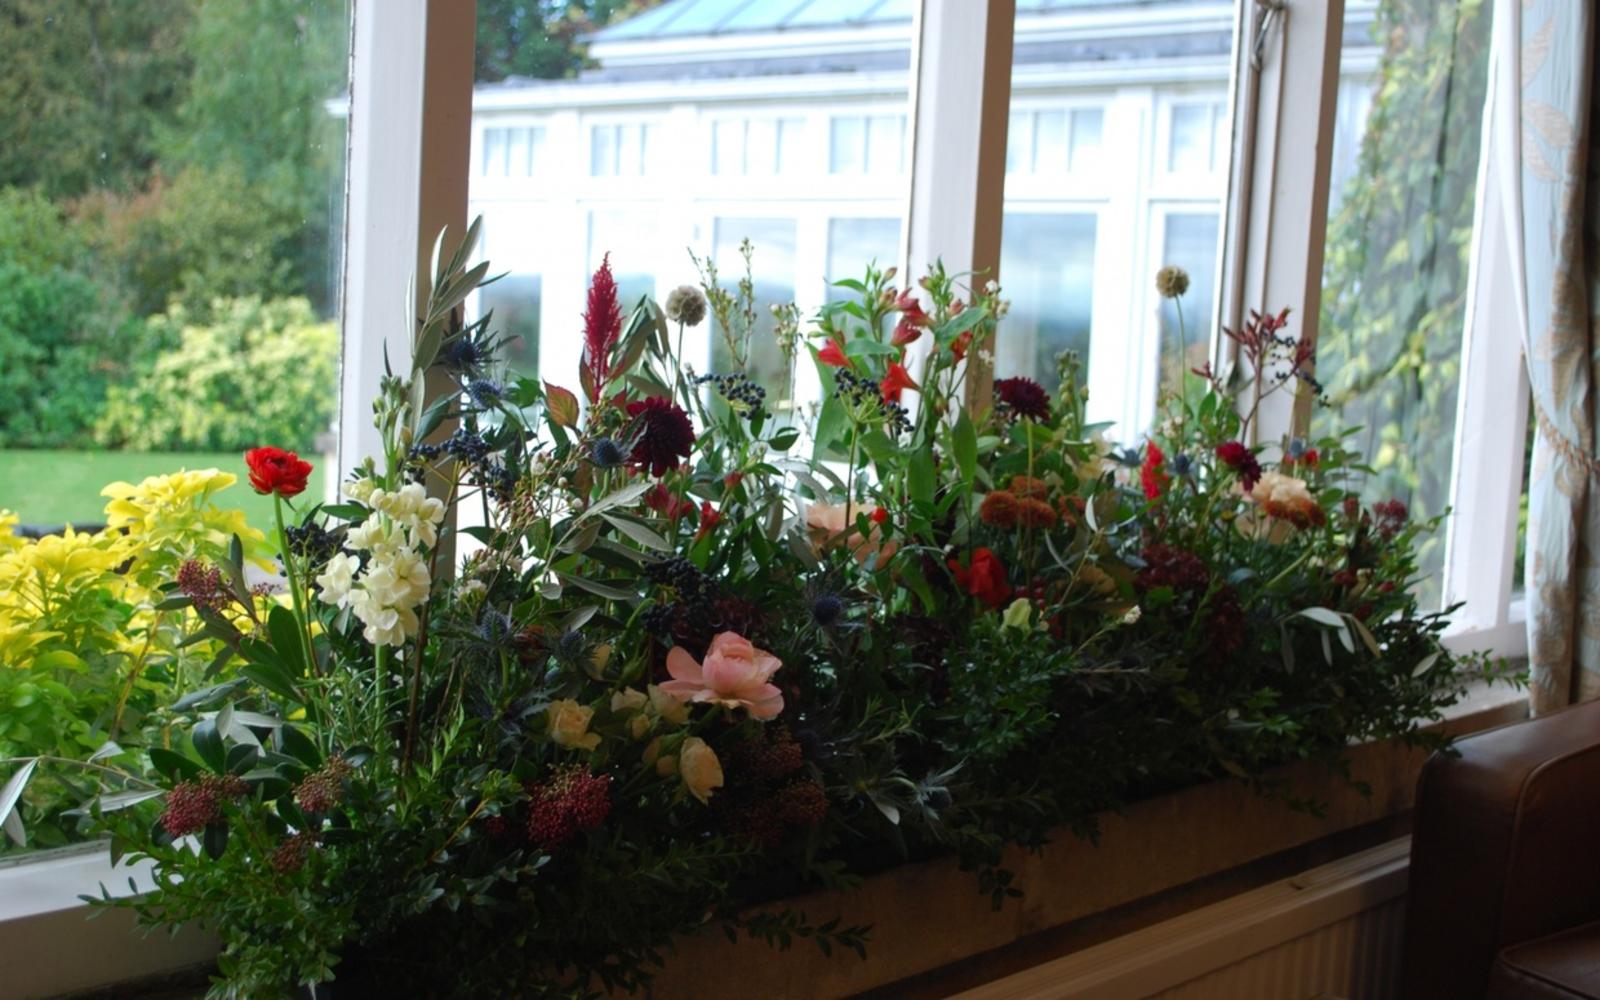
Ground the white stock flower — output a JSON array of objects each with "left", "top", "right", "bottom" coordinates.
[
  {"left": 314, "top": 552, "right": 361, "bottom": 609},
  {"left": 344, "top": 477, "right": 377, "bottom": 503}
]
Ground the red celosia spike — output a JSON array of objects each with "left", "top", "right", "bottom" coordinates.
[{"left": 582, "top": 254, "right": 623, "bottom": 401}]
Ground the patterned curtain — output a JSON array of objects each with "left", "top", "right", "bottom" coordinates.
[{"left": 1512, "top": 0, "right": 1600, "bottom": 710}]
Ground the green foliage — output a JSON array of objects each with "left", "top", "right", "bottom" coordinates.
[
  {"left": 96, "top": 297, "right": 338, "bottom": 454},
  {"left": 474, "top": 0, "right": 664, "bottom": 82},
  {"left": 0, "top": 1, "right": 195, "bottom": 198},
  {"left": 1316, "top": 0, "right": 1491, "bottom": 586}
]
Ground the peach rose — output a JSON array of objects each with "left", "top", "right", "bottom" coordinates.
[
  {"left": 547, "top": 699, "right": 600, "bottom": 751},
  {"left": 678, "top": 737, "right": 724, "bottom": 804},
  {"left": 660, "top": 631, "right": 784, "bottom": 720},
  {"left": 804, "top": 502, "right": 898, "bottom": 567}
]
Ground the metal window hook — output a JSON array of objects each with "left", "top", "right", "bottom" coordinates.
[{"left": 1251, "top": 0, "right": 1288, "bottom": 73}]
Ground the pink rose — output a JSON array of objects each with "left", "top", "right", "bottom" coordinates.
[{"left": 660, "top": 631, "right": 784, "bottom": 720}]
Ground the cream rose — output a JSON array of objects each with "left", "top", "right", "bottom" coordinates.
[
  {"left": 678, "top": 737, "right": 724, "bottom": 804},
  {"left": 547, "top": 699, "right": 600, "bottom": 751}
]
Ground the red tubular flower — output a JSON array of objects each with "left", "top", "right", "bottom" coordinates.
[
  {"left": 625, "top": 396, "right": 695, "bottom": 476},
  {"left": 644, "top": 483, "right": 694, "bottom": 521},
  {"left": 881, "top": 361, "right": 918, "bottom": 403},
  {"left": 892, "top": 292, "right": 930, "bottom": 347},
  {"left": 1214, "top": 440, "right": 1263, "bottom": 491},
  {"left": 817, "top": 338, "right": 851, "bottom": 368},
  {"left": 993, "top": 377, "right": 1051, "bottom": 421},
  {"left": 245, "top": 447, "right": 313, "bottom": 498},
  {"left": 950, "top": 329, "right": 974, "bottom": 361},
  {"left": 1140, "top": 441, "right": 1169, "bottom": 500},
  {"left": 695, "top": 501, "right": 722, "bottom": 540},
  {"left": 949, "top": 547, "right": 1011, "bottom": 609},
  {"left": 582, "top": 254, "right": 622, "bottom": 402}
]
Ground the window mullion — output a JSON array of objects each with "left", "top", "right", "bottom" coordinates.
[
  {"left": 338, "top": 0, "right": 476, "bottom": 488},
  {"left": 903, "top": 0, "right": 1015, "bottom": 415}
]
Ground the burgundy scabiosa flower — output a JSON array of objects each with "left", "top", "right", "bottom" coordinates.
[
  {"left": 626, "top": 396, "right": 695, "bottom": 476},
  {"left": 993, "top": 377, "right": 1051, "bottom": 421},
  {"left": 582, "top": 254, "right": 623, "bottom": 402},
  {"left": 1215, "top": 440, "right": 1263, "bottom": 491}
]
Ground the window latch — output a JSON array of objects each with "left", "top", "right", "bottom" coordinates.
[{"left": 1250, "top": 0, "right": 1287, "bottom": 73}]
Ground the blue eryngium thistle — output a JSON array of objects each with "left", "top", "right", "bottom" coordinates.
[
  {"left": 443, "top": 336, "right": 486, "bottom": 372},
  {"left": 1169, "top": 452, "right": 1194, "bottom": 478},
  {"left": 811, "top": 594, "right": 845, "bottom": 627},
  {"left": 590, "top": 437, "right": 625, "bottom": 468},
  {"left": 467, "top": 378, "right": 503, "bottom": 407}
]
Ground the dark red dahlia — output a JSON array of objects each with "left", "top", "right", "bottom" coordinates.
[
  {"left": 1214, "top": 441, "right": 1263, "bottom": 491},
  {"left": 626, "top": 396, "right": 695, "bottom": 476},
  {"left": 525, "top": 766, "right": 612, "bottom": 851},
  {"left": 993, "top": 377, "right": 1051, "bottom": 421}
]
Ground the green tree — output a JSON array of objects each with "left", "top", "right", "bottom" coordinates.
[
  {"left": 1315, "top": 0, "right": 1490, "bottom": 592},
  {"left": 0, "top": 1, "right": 194, "bottom": 197},
  {"left": 475, "top": 0, "right": 663, "bottom": 82}
]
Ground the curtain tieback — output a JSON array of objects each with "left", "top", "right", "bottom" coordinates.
[{"left": 1532, "top": 393, "right": 1600, "bottom": 478}]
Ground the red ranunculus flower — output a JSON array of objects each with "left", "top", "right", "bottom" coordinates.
[
  {"left": 817, "top": 338, "right": 851, "bottom": 368},
  {"left": 626, "top": 396, "right": 695, "bottom": 476},
  {"left": 1214, "top": 440, "right": 1262, "bottom": 491},
  {"left": 245, "top": 447, "right": 313, "bottom": 498},
  {"left": 993, "top": 377, "right": 1051, "bottom": 421},
  {"left": 1140, "top": 441, "right": 1169, "bottom": 500},
  {"left": 949, "top": 547, "right": 1011, "bottom": 609},
  {"left": 881, "top": 361, "right": 918, "bottom": 403}
]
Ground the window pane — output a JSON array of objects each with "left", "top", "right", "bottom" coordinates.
[
  {"left": 830, "top": 115, "right": 866, "bottom": 173},
  {"left": 998, "top": 214, "right": 1097, "bottom": 389},
  {"left": 1069, "top": 109, "right": 1104, "bottom": 172},
  {"left": 474, "top": 2, "right": 911, "bottom": 417},
  {"left": 0, "top": 0, "right": 350, "bottom": 855},
  {"left": 1168, "top": 104, "right": 1212, "bottom": 174},
  {"left": 483, "top": 127, "right": 507, "bottom": 177},
  {"left": 709, "top": 218, "right": 797, "bottom": 396},
  {"left": 1158, "top": 213, "right": 1220, "bottom": 401},
  {"left": 1003, "top": 5, "right": 1236, "bottom": 433},
  {"left": 1315, "top": 0, "right": 1491, "bottom": 606},
  {"left": 1034, "top": 110, "right": 1070, "bottom": 173},
  {"left": 826, "top": 218, "right": 902, "bottom": 303},
  {"left": 483, "top": 274, "right": 542, "bottom": 376},
  {"left": 713, "top": 120, "right": 741, "bottom": 175}
]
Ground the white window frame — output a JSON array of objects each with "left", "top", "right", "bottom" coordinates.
[{"left": 1224, "top": 0, "right": 1528, "bottom": 659}]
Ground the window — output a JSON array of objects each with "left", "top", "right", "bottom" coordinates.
[
  {"left": 1007, "top": 108, "right": 1104, "bottom": 174},
  {"left": 712, "top": 117, "right": 804, "bottom": 176},
  {"left": 481, "top": 125, "right": 547, "bottom": 178},
  {"left": 0, "top": 0, "right": 351, "bottom": 860},
  {"left": 829, "top": 114, "right": 908, "bottom": 175},
  {"left": 708, "top": 218, "right": 798, "bottom": 398},
  {"left": 826, "top": 217, "right": 903, "bottom": 303},
  {"left": 1157, "top": 212, "right": 1221, "bottom": 401},
  {"left": 1314, "top": 0, "right": 1494, "bottom": 608},
  {"left": 997, "top": 213, "right": 1098, "bottom": 390},
  {"left": 590, "top": 122, "right": 657, "bottom": 177}
]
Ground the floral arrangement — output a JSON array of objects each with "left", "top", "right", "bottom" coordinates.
[{"left": 6, "top": 221, "right": 1503, "bottom": 996}]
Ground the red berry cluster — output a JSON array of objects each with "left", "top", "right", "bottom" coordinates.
[
  {"left": 294, "top": 756, "right": 354, "bottom": 815},
  {"left": 271, "top": 831, "right": 317, "bottom": 875},
  {"left": 525, "top": 766, "right": 612, "bottom": 850},
  {"left": 726, "top": 725, "right": 805, "bottom": 783},
  {"left": 160, "top": 773, "right": 247, "bottom": 838}
]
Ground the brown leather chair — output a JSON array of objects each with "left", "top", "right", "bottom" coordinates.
[{"left": 1402, "top": 699, "right": 1600, "bottom": 999}]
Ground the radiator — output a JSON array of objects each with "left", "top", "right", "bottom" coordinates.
[{"left": 952, "top": 838, "right": 1411, "bottom": 1000}]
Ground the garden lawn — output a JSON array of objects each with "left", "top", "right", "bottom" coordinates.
[{"left": 0, "top": 450, "right": 330, "bottom": 531}]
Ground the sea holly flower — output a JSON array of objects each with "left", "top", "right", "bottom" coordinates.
[
  {"left": 661, "top": 631, "right": 784, "bottom": 720},
  {"left": 244, "top": 446, "right": 313, "bottom": 498}
]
